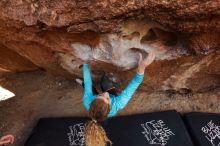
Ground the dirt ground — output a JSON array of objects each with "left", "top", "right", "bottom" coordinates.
[{"left": 0, "top": 70, "right": 219, "bottom": 146}]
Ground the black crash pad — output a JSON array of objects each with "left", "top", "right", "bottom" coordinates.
[
  {"left": 184, "top": 112, "right": 220, "bottom": 146},
  {"left": 25, "top": 110, "right": 194, "bottom": 146}
]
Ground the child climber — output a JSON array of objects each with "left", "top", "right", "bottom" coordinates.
[{"left": 77, "top": 52, "right": 155, "bottom": 146}]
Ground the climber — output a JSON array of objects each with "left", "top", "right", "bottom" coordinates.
[
  {"left": 0, "top": 134, "right": 14, "bottom": 145},
  {"left": 76, "top": 51, "right": 155, "bottom": 146}
]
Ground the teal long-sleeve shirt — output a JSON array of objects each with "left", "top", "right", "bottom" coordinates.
[{"left": 83, "top": 64, "right": 144, "bottom": 117}]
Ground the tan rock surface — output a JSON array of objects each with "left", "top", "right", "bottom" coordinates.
[{"left": 0, "top": 1, "right": 219, "bottom": 93}]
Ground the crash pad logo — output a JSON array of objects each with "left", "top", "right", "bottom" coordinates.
[
  {"left": 141, "top": 120, "right": 175, "bottom": 145},
  {"left": 201, "top": 120, "right": 220, "bottom": 146},
  {"left": 67, "top": 123, "right": 85, "bottom": 146}
]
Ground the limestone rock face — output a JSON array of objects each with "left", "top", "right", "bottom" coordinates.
[{"left": 0, "top": 0, "right": 219, "bottom": 93}]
